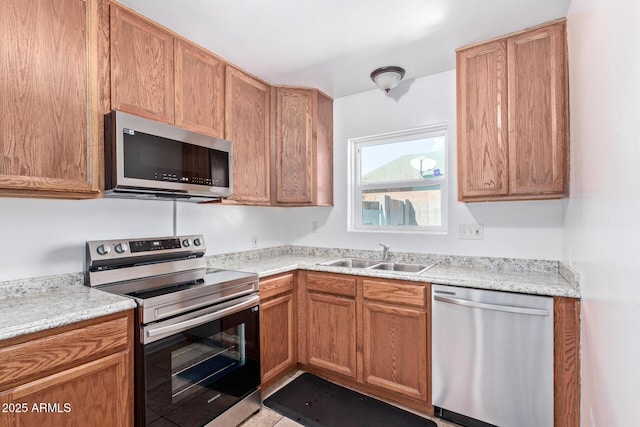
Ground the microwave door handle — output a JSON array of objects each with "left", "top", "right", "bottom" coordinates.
[
  {"left": 433, "top": 295, "right": 550, "bottom": 316},
  {"left": 145, "top": 294, "right": 259, "bottom": 340}
]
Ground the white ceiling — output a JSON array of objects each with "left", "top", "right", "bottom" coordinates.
[{"left": 118, "top": 0, "right": 571, "bottom": 99}]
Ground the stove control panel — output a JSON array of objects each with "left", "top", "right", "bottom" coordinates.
[{"left": 86, "top": 234, "right": 206, "bottom": 262}]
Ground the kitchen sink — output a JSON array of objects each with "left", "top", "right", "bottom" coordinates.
[
  {"left": 320, "top": 258, "right": 436, "bottom": 274},
  {"left": 370, "top": 262, "right": 433, "bottom": 274},
  {"left": 321, "top": 258, "right": 380, "bottom": 268}
]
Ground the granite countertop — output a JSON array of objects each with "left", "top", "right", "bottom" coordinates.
[
  {"left": 0, "top": 245, "right": 580, "bottom": 342},
  {"left": 209, "top": 247, "right": 580, "bottom": 299},
  {"left": 0, "top": 273, "right": 136, "bottom": 342}
]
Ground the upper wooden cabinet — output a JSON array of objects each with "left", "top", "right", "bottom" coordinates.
[
  {"left": 110, "top": 5, "right": 175, "bottom": 124},
  {"left": 225, "top": 68, "right": 271, "bottom": 204},
  {"left": 175, "top": 39, "right": 225, "bottom": 138},
  {"left": 457, "top": 19, "right": 568, "bottom": 202},
  {"left": 272, "top": 87, "right": 333, "bottom": 206},
  {"left": 0, "top": 0, "right": 102, "bottom": 199}
]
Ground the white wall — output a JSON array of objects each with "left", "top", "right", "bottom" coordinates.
[
  {"left": 0, "top": 197, "right": 295, "bottom": 281},
  {"left": 565, "top": 0, "right": 640, "bottom": 425},
  {"left": 291, "top": 70, "right": 565, "bottom": 260}
]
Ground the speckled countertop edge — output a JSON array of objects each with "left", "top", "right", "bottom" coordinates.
[
  {"left": 0, "top": 274, "right": 136, "bottom": 341},
  {"left": 0, "top": 245, "right": 581, "bottom": 341},
  {"left": 208, "top": 246, "right": 581, "bottom": 299}
]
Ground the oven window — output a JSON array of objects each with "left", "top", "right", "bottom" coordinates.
[
  {"left": 143, "top": 307, "right": 259, "bottom": 426},
  {"left": 172, "top": 323, "right": 246, "bottom": 403}
]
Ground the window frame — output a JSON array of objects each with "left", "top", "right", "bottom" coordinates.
[{"left": 347, "top": 123, "right": 449, "bottom": 234}]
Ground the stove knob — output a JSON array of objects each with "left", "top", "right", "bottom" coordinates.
[
  {"left": 182, "top": 239, "right": 191, "bottom": 247},
  {"left": 115, "top": 243, "right": 128, "bottom": 254},
  {"left": 96, "top": 244, "right": 111, "bottom": 256},
  {"left": 193, "top": 238, "right": 202, "bottom": 247}
]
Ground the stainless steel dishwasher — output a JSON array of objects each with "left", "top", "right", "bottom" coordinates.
[{"left": 431, "top": 284, "right": 554, "bottom": 427}]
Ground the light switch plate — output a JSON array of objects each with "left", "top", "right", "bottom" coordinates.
[{"left": 459, "top": 223, "right": 484, "bottom": 240}]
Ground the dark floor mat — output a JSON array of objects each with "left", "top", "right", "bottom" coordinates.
[{"left": 263, "top": 373, "right": 436, "bottom": 427}]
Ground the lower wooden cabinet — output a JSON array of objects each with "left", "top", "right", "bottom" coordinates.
[
  {"left": 362, "top": 301, "right": 427, "bottom": 402},
  {"left": 0, "top": 311, "right": 134, "bottom": 427},
  {"left": 307, "top": 292, "right": 357, "bottom": 379},
  {"left": 259, "top": 273, "right": 297, "bottom": 385},
  {"left": 299, "top": 272, "right": 430, "bottom": 413}
]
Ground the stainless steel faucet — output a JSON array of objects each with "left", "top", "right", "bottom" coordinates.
[{"left": 379, "top": 243, "right": 391, "bottom": 261}]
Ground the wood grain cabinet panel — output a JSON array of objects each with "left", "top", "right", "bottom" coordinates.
[
  {"left": 0, "top": 311, "right": 134, "bottom": 427},
  {"left": 306, "top": 292, "right": 357, "bottom": 379},
  {"left": 175, "top": 39, "right": 225, "bottom": 138},
  {"left": 272, "top": 87, "right": 333, "bottom": 206},
  {"left": 362, "top": 278, "right": 427, "bottom": 308},
  {"left": 306, "top": 272, "right": 356, "bottom": 298},
  {"left": 0, "top": 0, "right": 101, "bottom": 198},
  {"left": 299, "top": 272, "right": 431, "bottom": 414},
  {"left": 554, "top": 296, "right": 580, "bottom": 427},
  {"left": 456, "top": 40, "right": 509, "bottom": 199},
  {"left": 260, "top": 293, "right": 296, "bottom": 385},
  {"left": 110, "top": 5, "right": 174, "bottom": 124},
  {"left": 508, "top": 23, "right": 568, "bottom": 196},
  {"left": 273, "top": 88, "right": 314, "bottom": 204},
  {"left": 0, "top": 317, "right": 129, "bottom": 388},
  {"left": 362, "top": 301, "right": 428, "bottom": 402},
  {"left": 0, "top": 352, "right": 131, "bottom": 427},
  {"left": 457, "top": 19, "right": 568, "bottom": 202},
  {"left": 225, "top": 68, "right": 271, "bottom": 204},
  {"left": 259, "top": 273, "right": 297, "bottom": 385}
]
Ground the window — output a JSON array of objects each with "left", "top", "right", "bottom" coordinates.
[{"left": 348, "top": 124, "right": 448, "bottom": 233}]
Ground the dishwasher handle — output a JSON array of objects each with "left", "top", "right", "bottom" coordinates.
[{"left": 434, "top": 294, "right": 550, "bottom": 316}]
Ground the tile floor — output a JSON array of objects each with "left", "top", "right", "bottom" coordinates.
[{"left": 240, "top": 370, "right": 460, "bottom": 427}]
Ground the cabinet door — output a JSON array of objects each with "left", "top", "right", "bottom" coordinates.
[
  {"left": 274, "top": 88, "right": 314, "bottom": 204},
  {"left": 260, "top": 293, "right": 296, "bottom": 384},
  {"left": 306, "top": 292, "right": 357, "bottom": 379},
  {"left": 0, "top": 351, "right": 132, "bottom": 427},
  {"left": 0, "top": 0, "right": 101, "bottom": 198},
  {"left": 175, "top": 39, "right": 225, "bottom": 138},
  {"left": 456, "top": 40, "right": 509, "bottom": 200},
  {"left": 225, "top": 68, "right": 271, "bottom": 204},
  {"left": 110, "top": 5, "right": 174, "bottom": 124},
  {"left": 362, "top": 301, "right": 428, "bottom": 402},
  {"left": 507, "top": 22, "right": 568, "bottom": 196}
]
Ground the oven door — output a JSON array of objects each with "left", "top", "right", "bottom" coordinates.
[{"left": 139, "top": 294, "right": 260, "bottom": 427}]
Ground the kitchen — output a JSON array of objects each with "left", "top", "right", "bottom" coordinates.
[{"left": 0, "top": 0, "right": 638, "bottom": 426}]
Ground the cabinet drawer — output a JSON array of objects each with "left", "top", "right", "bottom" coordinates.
[
  {"left": 362, "top": 279, "right": 427, "bottom": 307},
  {"left": 307, "top": 272, "right": 356, "bottom": 298},
  {"left": 260, "top": 273, "right": 295, "bottom": 300},
  {"left": 0, "top": 315, "right": 130, "bottom": 389}
]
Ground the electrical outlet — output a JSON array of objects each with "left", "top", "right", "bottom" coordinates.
[
  {"left": 311, "top": 221, "right": 319, "bottom": 233},
  {"left": 251, "top": 235, "right": 258, "bottom": 248},
  {"left": 459, "top": 223, "right": 484, "bottom": 240}
]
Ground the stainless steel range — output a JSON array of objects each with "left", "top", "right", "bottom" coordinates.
[{"left": 85, "top": 235, "right": 261, "bottom": 427}]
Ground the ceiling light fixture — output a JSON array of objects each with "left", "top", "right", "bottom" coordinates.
[{"left": 370, "top": 66, "right": 406, "bottom": 93}]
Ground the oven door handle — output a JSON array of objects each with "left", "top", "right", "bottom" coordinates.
[{"left": 145, "top": 294, "right": 259, "bottom": 339}]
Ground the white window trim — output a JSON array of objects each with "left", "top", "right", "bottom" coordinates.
[{"left": 347, "top": 123, "right": 448, "bottom": 234}]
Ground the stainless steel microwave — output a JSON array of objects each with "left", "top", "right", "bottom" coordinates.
[{"left": 104, "top": 111, "right": 232, "bottom": 202}]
